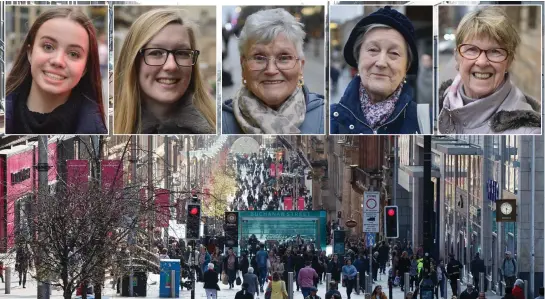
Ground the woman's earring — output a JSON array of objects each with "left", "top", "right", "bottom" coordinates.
[
  {"left": 403, "top": 78, "right": 407, "bottom": 84},
  {"left": 298, "top": 76, "right": 304, "bottom": 87},
  {"left": 243, "top": 78, "right": 247, "bottom": 85}
]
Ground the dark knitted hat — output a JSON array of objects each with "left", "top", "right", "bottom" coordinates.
[{"left": 343, "top": 6, "right": 419, "bottom": 74}]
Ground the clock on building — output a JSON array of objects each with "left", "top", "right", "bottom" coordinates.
[
  {"left": 496, "top": 199, "right": 516, "bottom": 222},
  {"left": 500, "top": 202, "right": 513, "bottom": 215}
]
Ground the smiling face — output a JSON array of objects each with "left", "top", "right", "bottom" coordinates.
[
  {"left": 242, "top": 34, "right": 304, "bottom": 109},
  {"left": 138, "top": 23, "right": 193, "bottom": 105},
  {"left": 456, "top": 36, "right": 511, "bottom": 99},
  {"left": 358, "top": 28, "right": 408, "bottom": 102},
  {"left": 27, "top": 17, "right": 89, "bottom": 99}
]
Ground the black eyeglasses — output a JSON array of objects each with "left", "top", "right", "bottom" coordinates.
[
  {"left": 139, "top": 48, "right": 200, "bottom": 67},
  {"left": 457, "top": 44, "right": 509, "bottom": 63}
]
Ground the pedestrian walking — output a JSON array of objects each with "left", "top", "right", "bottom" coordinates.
[
  {"left": 223, "top": 247, "right": 239, "bottom": 289},
  {"left": 459, "top": 283, "right": 479, "bottom": 299},
  {"left": 15, "top": 245, "right": 30, "bottom": 288},
  {"left": 371, "top": 285, "right": 388, "bottom": 299},
  {"left": 342, "top": 258, "right": 358, "bottom": 299},
  {"left": 328, "top": 254, "right": 342, "bottom": 283},
  {"left": 447, "top": 254, "right": 463, "bottom": 296},
  {"left": 236, "top": 283, "right": 255, "bottom": 299},
  {"left": 305, "top": 286, "right": 322, "bottom": 299},
  {"left": 243, "top": 267, "right": 260, "bottom": 298},
  {"left": 512, "top": 279, "right": 525, "bottom": 299},
  {"left": 298, "top": 260, "right": 319, "bottom": 298},
  {"left": 470, "top": 253, "right": 486, "bottom": 291},
  {"left": 203, "top": 263, "right": 220, "bottom": 299},
  {"left": 501, "top": 252, "right": 517, "bottom": 289},
  {"left": 269, "top": 272, "right": 288, "bottom": 299},
  {"left": 325, "top": 281, "right": 342, "bottom": 299}
]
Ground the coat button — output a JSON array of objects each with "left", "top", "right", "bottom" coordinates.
[
  {"left": 349, "top": 125, "right": 354, "bottom": 130},
  {"left": 333, "top": 112, "right": 339, "bottom": 117}
]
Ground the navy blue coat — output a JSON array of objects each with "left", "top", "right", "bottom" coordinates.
[
  {"left": 5, "top": 89, "right": 107, "bottom": 134},
  {"left": 222, "top": 86, "right": 325, "bottom": 134},
  {"left": 330, "top": 76, "right": 420, "bottom": 134}
]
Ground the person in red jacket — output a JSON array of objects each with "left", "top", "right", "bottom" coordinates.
[{"left": 512, "top": 279, "right": 525, "bottom": 299}]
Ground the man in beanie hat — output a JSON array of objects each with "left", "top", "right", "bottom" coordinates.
[{"left": 331, "top": 6, "right": 426, "bottom": 134}]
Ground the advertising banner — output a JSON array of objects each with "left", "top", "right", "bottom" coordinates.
[
  {"left": 67, "top": 160, "right": 89, "bottom": 188},
  {"left": 284, "top": 196, "right": 292, "bottom": 210},
  {"left": 155, "top": 189, "right": 171, "bottom": 228}
]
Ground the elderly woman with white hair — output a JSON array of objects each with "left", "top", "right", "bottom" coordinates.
[
  {"left": 203, "top": 263, "right": 220, "bottom": 298},
  {"left": 438, "top": 7, "right": 541, "bottom": 134},
  {"left": 242, "top": 266, "right": 260, "bottom": 298},
  {"left": 222, "top": 8, "right": 325, "bottom": 134}
]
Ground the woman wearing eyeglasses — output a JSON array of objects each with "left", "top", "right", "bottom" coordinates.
[
  {"left": 114, "top": 8, "right": 216, "bottom": 134},
  {"left": 438, "top": 7, "right": 541, "bottom": 134},
  {"left": 221, "top": 8, "right": 325, "bottom": 134}
]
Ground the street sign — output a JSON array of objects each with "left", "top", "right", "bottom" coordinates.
[
  {"left": 366, "top": 233, "right": 375, "bottom": 247},
  {"left": 363, "top": 191, "right": 380, "bottom": 233},
  {"left": 333, "top": 230, "right": 346, "bottom": 255}
]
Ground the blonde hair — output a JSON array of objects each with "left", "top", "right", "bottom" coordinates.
[
  {"left": 455, "top": 7, "right": 520, "bottom": 59},
  {"left": 114, "top": 8, "right": 216, "bottom": 134}
]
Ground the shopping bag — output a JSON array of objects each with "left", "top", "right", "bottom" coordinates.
[{"left": 221, "top": 272, "right": 228, "bottom": 285}]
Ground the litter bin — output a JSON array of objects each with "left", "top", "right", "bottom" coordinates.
[{"left": 121, "top": 271, "right": 147, "bottom": 297}]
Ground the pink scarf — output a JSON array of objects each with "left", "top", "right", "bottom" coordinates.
[{"left": 359, "top": 82, "right": 404, "bottom": 129}]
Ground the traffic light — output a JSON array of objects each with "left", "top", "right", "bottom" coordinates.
[
  {"left": 384, "top": 206, "right": 398, "bottom": 238},
  {"left": 186, "top": 204, "right": 201, "bottom": 239}
]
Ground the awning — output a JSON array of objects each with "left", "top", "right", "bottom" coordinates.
[
  {"left": 415, "top": 136, "right": 483, "bottom": 155},
  {"left": 399, "top": 165, "right": 441, "bottom": 178}
]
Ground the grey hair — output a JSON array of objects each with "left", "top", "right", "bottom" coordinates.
[
  {"left": 238, "top": 8, "right": 306, "bottom": 59},
  {"left": 208, "top": 263, "right": 215, "bottom": 270},
  {"left": 352, "top": 23, "right": 413, "bottom": 71},
  {"left": 248, "top": 267, "right": 254, "bottom": 273}
]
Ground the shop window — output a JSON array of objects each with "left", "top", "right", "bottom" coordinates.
[{"left": 528, "top": 6, "right": 538, "bottom": 29}]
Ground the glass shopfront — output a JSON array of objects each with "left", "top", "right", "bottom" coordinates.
[{"left": 238, "top": 210, "right": 327, "bottom": 251}]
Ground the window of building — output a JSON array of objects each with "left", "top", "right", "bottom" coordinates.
[{"left": 528, "top": 6, "right": 538, "bottom": 29}]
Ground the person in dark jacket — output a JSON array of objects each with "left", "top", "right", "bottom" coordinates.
[
  {"left": 240, "top": 252, "right": 250, "bottom": 276},
  {"left": 378, "top": 241, "right": 390, "bottom": 274},
  {"left": 470, "top": 253, "right": 486, "bottom": 291},
  {"left": 223, "top": 247, "right": 239, "bottom": 289},
  {"left": 221, "top": 8, "right": 325, "bottom": 134},
  {"left": 325, "top": 281, "right": 342, "bottom": 299},
  {"left": 235, "top": 282, "right": 255, "bottom": 299},
  {"left": 330, "top": 6, "right": 424, "bottom": 134},
  {"left": 327, "top": 254, "right": 342, "bottom": 283},
  {"left": 460, "top": 283, "right": 479, "bottom": 299},
  {"left": 398, "top": 251, "right": 411, "bottom": 291},
  {"left": 447, "top": 254, "right": 463, "bottom": 296},
  {"left": 203, "top": 263, "right": 220, "bottom": 298},
  {"left": 242, "top": 267, "right": 260, "bottom": 298},
  {"left": 5, "top": 7, "right": 107, "bottom": 134}
]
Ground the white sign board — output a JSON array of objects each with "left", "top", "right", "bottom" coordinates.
[{"left": 363, "top": 191, "right": 380, "bottom": 233}]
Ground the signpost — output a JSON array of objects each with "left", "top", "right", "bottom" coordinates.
[
  {"left": 363, "top": 191, "right": 380, "bottom": 233},
  {"left": 363, "top": 191, "right": 380, "bottom": 286}
]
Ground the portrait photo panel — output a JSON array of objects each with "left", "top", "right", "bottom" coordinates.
[
  {"left": 329, "top": 5, "right": 433, "bottom": 135},
  {"left": 221, "top": 5, "right": 326, "bottom": 135},
  {"left": 3, "top": 5, "right": 109, "bottom": 135},
  {"left": 113, "top": 5, "right": 217, "bottom": 135},
  {"left": 437, "top": 5, "right": 542, "bottom": 135}
]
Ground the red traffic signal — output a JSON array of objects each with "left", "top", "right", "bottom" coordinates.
[
  {"left": 387, "top": 208, "right": 396, "bottom": 217},
  {"left": 190, "top": 207, "right": 199, "bottom": 215}
]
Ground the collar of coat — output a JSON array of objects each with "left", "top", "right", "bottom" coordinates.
[
  {"left": 140, "top": 93, "right": 214, "bottom": 134},
  {"left": 439, "top": 79, "right": 541, "bottom": 132},
  {"left": 338, "top": 75, "right": 415, "bottom": 127}
]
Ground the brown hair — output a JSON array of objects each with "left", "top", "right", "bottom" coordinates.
[
  {"left": 272, "top": 272, "right": 280, "bottom": 281},
  {"left": 6, "top": 7, "right": 105, "bottom": 124}
]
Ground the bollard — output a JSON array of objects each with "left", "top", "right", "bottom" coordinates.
[
  {"left": 404, "top": 272, "right": 410, "bottom": 298},
  {"left": 288, "top": 272, "right": 294, "bottom": 299},
  {"left": 171, "top": 270, "right": 176, "bottom": 298},
  {"left": 479, "top": 272, "right": 485, "bottom": 292},
  {"left": 5, "top": 267, "right": 10, "bottom": 294},
  {"left": 500, "top": 280, "right": 506, "bottom": 296},
  {"left": 524, "top": 280, "right": 528, "bottom": 299},
  {"left": 356, "top": 272, "right": 360, "bottom": 295},
  {"left": 326, "top": 273, "right": 331, "bottom": 292},
  {"left": 457, "top": 279, "right": 462, "bottom": 297},
  {"left": 365, "top": 273, "right": 372, "bottom": 296}
]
